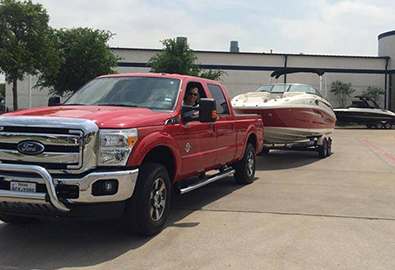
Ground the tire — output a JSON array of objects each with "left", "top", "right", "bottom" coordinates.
[
  {"left": 123, "top": 163, "right": 171, "bottom": 236},
  {"left": 327, "top": 138, "right": 332, "bottom": 156},
  {"left": 0, "top": 213, "right": 36, "bottom": 225},
  {"left": 384, "top": 122, "right": 392, "bottom": 129},
  {"left": 318, "top": 138, "right": 328, "bottom": 158},
  {"left": 233, "top": 143, "right": 256, "bottom": 185},
  {"left": 258, "top": 147, "right": 270, "bottom": 156},
  {"left": 375, "top": 122, "right": 384, "bottom": 129}
]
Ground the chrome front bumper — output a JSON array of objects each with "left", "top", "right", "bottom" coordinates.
[{"left": 0, "top": 163, "right": 139, "bottom": 213}]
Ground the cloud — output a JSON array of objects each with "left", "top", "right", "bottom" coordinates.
[
  {"left": 34, "top": 0, "right": 253, "bottom": 50},
  {"left": 30, "top": 0, "right": 395, "bottom": 55},
  {"left": 266, "top": 0, "right": 395, "bottom": 55}
]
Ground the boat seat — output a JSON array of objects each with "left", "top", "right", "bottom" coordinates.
[
  {"left": 232, "top": 92, "right": 271, "bottom": 105},
  {"left": 283, "top": 92, "right": 307, "bottom": 98},
  {"left": 245, "top": 92, "right": 271, "bottom": 99}
]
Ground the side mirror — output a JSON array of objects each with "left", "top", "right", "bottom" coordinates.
[
  {"left": 48, "top": 96, "right": 61, "bottom": 106},
  {"left": 199, "top": 98, "right": 217, "bottom": 123}
]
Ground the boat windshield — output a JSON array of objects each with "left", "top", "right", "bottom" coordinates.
[
  {"left": 255, "top": 83, "right": 322, "bottom": 97},
  {"left": 288, "top": 85, "right": 322, "bottom": 97},
  {"left": 256, "top": 85, "right": 273, "bottom": 92},
  {"left": 256, "top": 84, "right": 290, "bottom": 93},
  {"left": 351, "top": 97, "right": 380, "bottom": 109},
  {"left": 64, "top": 77, "right": 181, "bottom": 111},
  {"left": 271, "top": 84, "right": 290, "bottom": 93}
]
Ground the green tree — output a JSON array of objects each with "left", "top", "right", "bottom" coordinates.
[
  {"left": 199, "top": 69, "right": 226, "bottom": 81},
  {"left": 330, "top": 80, "right": 356, "bottom": 107},
  {"left": 37, "top": 27, "right": 121, "bottom": 97},
  {"left": 362, "top": 86, "right": 384, "bottom": 104},
  {"left": 148, "top": 38, "right": 225, "bottom": 81},
  {"left": 0, "top": 0, "right": 54, "bottom": 110},
  {"left": 0, "top": 83, "right": 5, "bottom": 98}
]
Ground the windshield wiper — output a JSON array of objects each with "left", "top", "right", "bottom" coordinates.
[{"left": 95, "top": 103, "right": 138, "bottom": 107}]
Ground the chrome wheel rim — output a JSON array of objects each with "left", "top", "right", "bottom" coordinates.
[
  {"left": 150, "top": 178, "right": 166, "bottom": 222},
  {"left": 246, "top": 150, "right": 254, "bottom": 177}
]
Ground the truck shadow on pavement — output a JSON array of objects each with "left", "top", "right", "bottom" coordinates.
[
  {"left": 0, "top": 176, "right": 246, "bottom": 270},
  {"left": 0, "top": 218, "right": 150, "bottom": 270},
  {"left": 255, "top": 149, "right": 325, "bottom": 171}
]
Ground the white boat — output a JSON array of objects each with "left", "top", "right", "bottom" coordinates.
[{"left": 232, "top": 69, "right": 337, "bottom": 145}]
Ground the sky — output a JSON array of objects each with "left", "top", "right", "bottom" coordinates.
[{"left": 1, "top": 0, "right": 394, "bottom": 83}]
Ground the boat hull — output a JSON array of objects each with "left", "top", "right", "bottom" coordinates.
[
  {"left": 263, "top": 126, "right": 334, "bottom": 144},
  {"left": 334, "top": 108, "right": 395, "bottom": 125},
  {"left": 234, "top": 107, "right": 336, "bottom": 144}
]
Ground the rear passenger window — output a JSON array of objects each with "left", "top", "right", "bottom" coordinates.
[{"left": 207, "top": 84, "right": 229, "bottom": 115}]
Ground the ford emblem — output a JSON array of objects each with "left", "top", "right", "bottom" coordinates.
[{"left": 17, "top": 141, "right": 45, "bottom": 155}]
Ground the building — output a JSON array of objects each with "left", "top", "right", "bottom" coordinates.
[{"left": 5, "top": 30, "right": 395, "bottom": 111}]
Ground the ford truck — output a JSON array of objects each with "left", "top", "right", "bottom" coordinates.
[{"left": 0, "top": 73, "right": 263, "bottom": 235}]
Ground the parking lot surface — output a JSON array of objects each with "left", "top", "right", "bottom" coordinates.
[{"left": 1, "top": 128, "right": 395, "bottom": 270}]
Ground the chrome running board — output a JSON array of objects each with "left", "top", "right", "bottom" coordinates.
[{"left": 178, "top": 169, "right": 235, "bottom": 195}]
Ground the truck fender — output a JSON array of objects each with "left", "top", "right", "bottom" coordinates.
[
  {"left": 235, "top": 124, "right": 263, "bottom": 162},
  {"left": 245, "top": 124, "right": 263, "bottom": 152},
  {"left": 127, "top": 132, "right": 182, "bottom": 178}
]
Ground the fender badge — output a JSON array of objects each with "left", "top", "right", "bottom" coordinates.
[{"left": 185, "top": 143, "right": 191, "bottom": 153}]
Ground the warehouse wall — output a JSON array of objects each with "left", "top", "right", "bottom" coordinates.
[{"left": 5, "top": 45, "right": 390, "bottom": 111}]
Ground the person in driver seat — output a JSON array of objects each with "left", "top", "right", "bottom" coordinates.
[{"left": 183, "top": 86, "right": 200, "bottom": 120}]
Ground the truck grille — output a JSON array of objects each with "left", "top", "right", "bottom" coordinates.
[{"left": 0, "top": 127, "right": 83, "bottom": 170}]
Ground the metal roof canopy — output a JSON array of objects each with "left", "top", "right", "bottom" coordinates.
[{"left": 270, "top": 68, "right": 325, "bottom": 79}]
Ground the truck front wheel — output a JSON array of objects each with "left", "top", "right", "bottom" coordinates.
[
  {"left": 123, "top": 163, "right": 171, "bottom": 236},
  {"left": 233, "top": 143, "right": 256, "bottom": 185}
]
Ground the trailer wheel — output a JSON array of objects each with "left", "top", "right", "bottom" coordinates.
[
  {"left": 375, "top": 122, "right": 384, "bottom": 129},
  {"left": 384, "top": 122, "right": 392, "bottom": 129},
  {"left": 0, "top": 213, "right": 36, "bottom": 225},
  {"left": 233, "top": 143, "right": 256, "bottom": 185},
  {"left": 123, "top": 163, "right": 171, "bottom": 236},
  {"left": 318, "top": 138, "right": 328, "bottom": 158},
  {"left": 327, "top": 138, "right": 332, "bottom": 156},
  {"left": 258, "top": 147, "right": 270, "bottom": 156}
]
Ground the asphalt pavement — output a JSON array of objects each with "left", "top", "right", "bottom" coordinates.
[{"left": 1, "top": 127, "right": 395, "bottom": 270}]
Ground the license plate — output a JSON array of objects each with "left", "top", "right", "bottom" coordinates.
[{"left": 10, "top": 182, "right": 36, "bottom": 193}]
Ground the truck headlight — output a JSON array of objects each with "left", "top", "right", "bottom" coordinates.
[{"left": 98, "top": 128, "right": 138, "bottom": 166}]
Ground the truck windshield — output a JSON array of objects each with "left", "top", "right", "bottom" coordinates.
[{"left": 64, "top": 77, "right": 181, "bottom": 111}]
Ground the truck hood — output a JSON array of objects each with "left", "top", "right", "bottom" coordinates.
[{"left": 4, "top": 106, "right": 173, "bottom": 128}]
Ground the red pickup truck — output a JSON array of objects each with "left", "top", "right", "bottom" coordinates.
[{"left": 0, "top": 73, "right": 263, "bottom": 235}]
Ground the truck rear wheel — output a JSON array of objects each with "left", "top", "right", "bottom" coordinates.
[
  {"left": 123, "top": 163, "right": 171, "bottom": 236},
  {"left": 233, "top": 143, "right": 256, "bottom": 185},
  {"left": 0, "top": 213, "right": 36, "bottom": 225}
]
